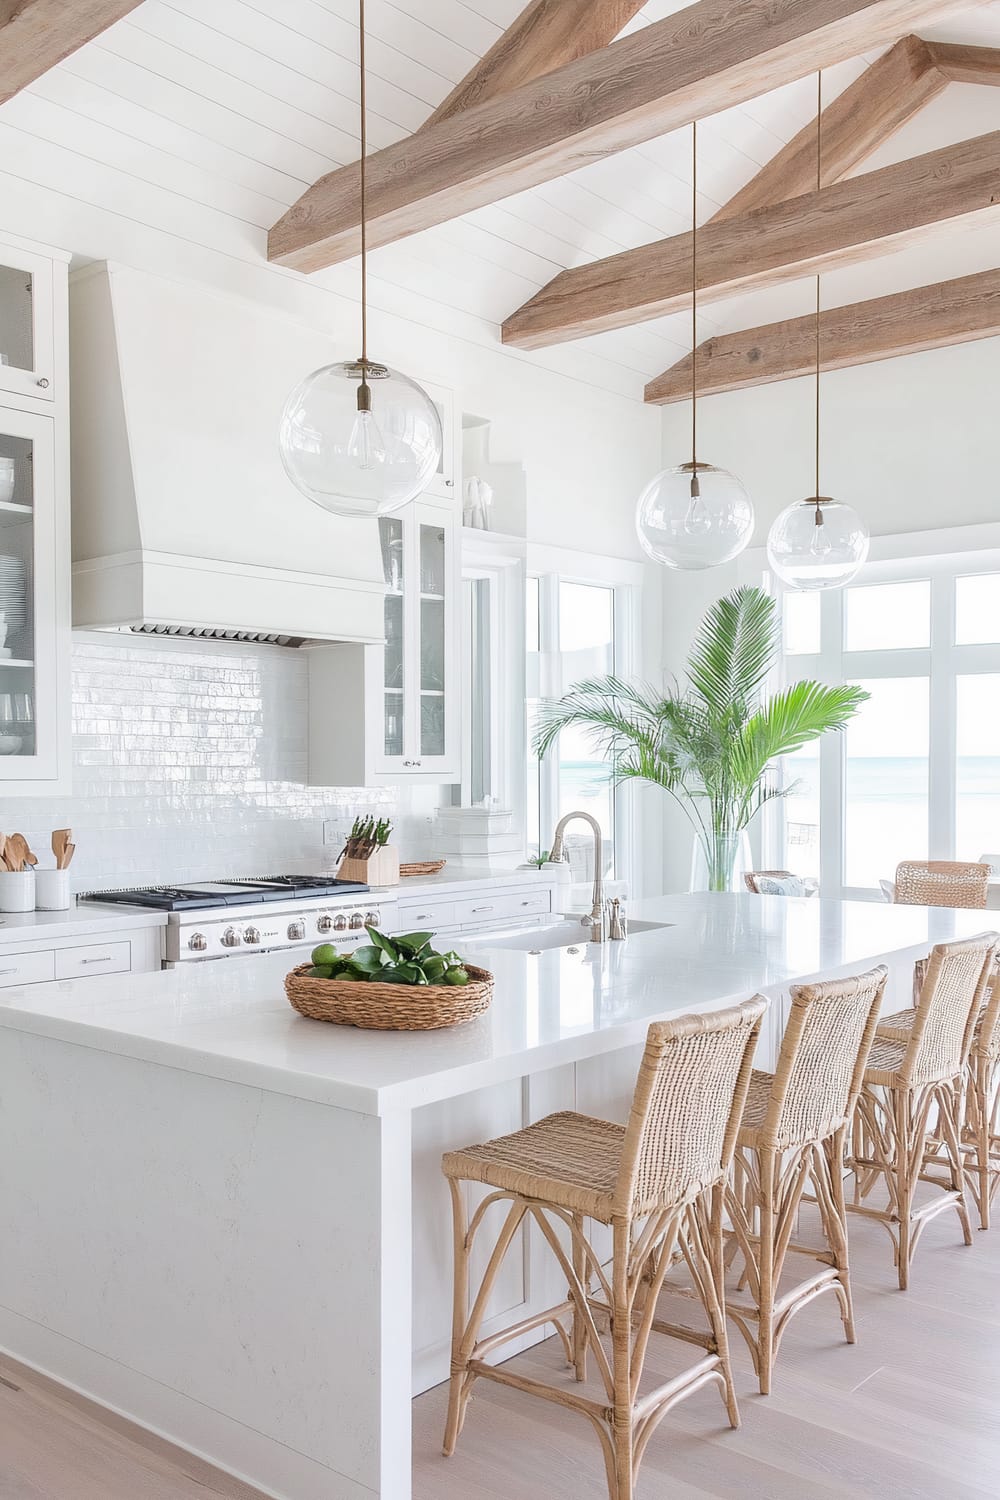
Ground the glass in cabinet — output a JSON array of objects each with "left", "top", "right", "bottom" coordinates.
[{"left": 0, "top": 406, "right": 60, "bottom": 780}]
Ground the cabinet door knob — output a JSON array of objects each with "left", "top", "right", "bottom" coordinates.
[{"left": 36, "top": 377, "right": 50, "bottom": 389}]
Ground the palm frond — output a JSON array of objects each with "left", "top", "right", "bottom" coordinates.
[{"left": 686, "top": 585, "right": 779, "bottom": 716}]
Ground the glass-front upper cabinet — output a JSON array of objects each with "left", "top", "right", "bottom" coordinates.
[
  {"left": 0, "top": 406, "right": 61, "bottom": 780},
  {"left": 375, "top": 499, "right": 459, "bottom": 778},
  {"left": 0, "top": 244, "right": 55, "bottom": 404}
]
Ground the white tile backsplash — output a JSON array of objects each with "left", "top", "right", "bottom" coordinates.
[{"left": 2, "top": 632, "right": 435, "bottom": 890}]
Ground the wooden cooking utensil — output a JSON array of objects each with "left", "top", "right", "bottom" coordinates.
[
  {"left": 5, "top": 834, "right": 30, "bottom": 872},
  {"left": 52, "top": 828, "right": 71, "bottom": 869},
  {"left": 61, "top": 842, "right": 76, "bottom": 869}
]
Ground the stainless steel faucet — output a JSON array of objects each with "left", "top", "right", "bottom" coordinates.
[{"left": 548, "top": 810, "right": 615, "bottom": 942}]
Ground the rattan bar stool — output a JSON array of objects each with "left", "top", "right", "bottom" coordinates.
[
  {"left": 893, "top": 860, "right": 990, "bottom": 909},
  {"left": 881, "top": 971, "right": 1000, "bottom": 1230},
  {"left": 848, "top": 933, "right": 998, "bottom": 1288},
  {"left": 724, "top": 965, "right": 886, "bottom": 1395},
  {"left": 441, "top": 998, "right": 766, "bottom": 1500},
  {"left": 743, "top": 870, "right": 795, "bottom": 893}
]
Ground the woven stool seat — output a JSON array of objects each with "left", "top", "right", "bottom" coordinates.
[
  {"left": 441, "top": 999, "right": 766, "bottom": 1500},
  {"left": 443, "top": 1112, "right": 625, "bottom": 1221},
  {"left": 849, "top": 933, "right": 998, "bottom": 1288},
  {"left": 725, "top": 966, "right": 886, "bottom": 1394}
]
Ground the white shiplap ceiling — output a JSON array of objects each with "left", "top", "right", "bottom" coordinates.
[{"left": 2, "top": 0, "right": 999, "bottom": 400}]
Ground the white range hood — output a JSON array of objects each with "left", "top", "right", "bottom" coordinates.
[{"left": 69, "top": 263, "right": 385, "bottom": 644}]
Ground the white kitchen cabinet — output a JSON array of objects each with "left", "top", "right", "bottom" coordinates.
[
  {"left": 309, "top": 496, "right": 462, "bottom": 785},
  {"left": 422, "top": 379, "right": 459, "bottom": 503},
  {"left": 0, "top": 238, "right": 57, "bottom": 406},
  {"left": 0, "top": 239, "right": 71, "bottom": 792}
]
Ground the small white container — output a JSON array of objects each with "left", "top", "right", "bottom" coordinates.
[
  {"left": 34, "top": 868, "right": 71, "bottom": 911},
  {"left": 0, "top": 869, "right": 35, "bottom": 912}
]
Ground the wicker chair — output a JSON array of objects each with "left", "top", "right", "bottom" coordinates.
[
  {"left": 848, "top": 933, "right": 998, "bottom": 1288},
  {"left": 744, "top": 870, "right": 793, "bottom": 893},
  {"left": 441, "top": 998, "right": 766, "bottom": 1500},
  {"left": 882, "top": 971, "right": 1000, "bottom": 1231},
  {"left": 893, "top": 860, "right": 990, "bottom": 909},
  {"left": 725, "top": 965, "right": 886, "bottom": 1394}
]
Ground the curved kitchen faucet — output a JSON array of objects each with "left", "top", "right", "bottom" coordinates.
[{"left": 548, "top": 809, "right": 618, "bottom": 943}]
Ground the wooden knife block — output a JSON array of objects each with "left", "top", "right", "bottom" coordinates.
[{"left": 336, "top": 845, "right": 400, "bottom": 886}]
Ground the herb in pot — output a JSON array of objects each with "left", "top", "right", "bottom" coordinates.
[{"left": 307, "top": 927, "right": 470, "bottom": 987}]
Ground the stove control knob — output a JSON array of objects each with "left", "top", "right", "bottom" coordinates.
[
  {"left": 364, "top": 910, "right": 380, "bottom": 928},
  {"left": 287, "top": 919, "right": 306, "bottom": 942},
  {"left": 316, "top": 914, "right": 333, "bottom": 934},
  {"left": 332, "top": 913, "right": 348, "bottom": 932},
  {"left": 220, "top": 926, "right": 241, "bottom": 948},
  {"left": 349, "top": 911, "right": 365, "bottom": 930},
  {"left": 244, "top": 926, "right": 261, "bottom": 946},
  {"left": 188, "top": 932, "right": 208, "bottom": 952}
]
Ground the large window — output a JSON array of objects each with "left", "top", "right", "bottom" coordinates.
[
  {"left": 773, "top": 551, "right": 1000, "bottom": 898},
  {"left": 526, "top": 574, "right": 621, "bottom": 881}
]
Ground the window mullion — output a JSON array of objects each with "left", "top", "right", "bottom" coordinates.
[{"left": 929, "top": 571, "right": 956, "bottom": 859}]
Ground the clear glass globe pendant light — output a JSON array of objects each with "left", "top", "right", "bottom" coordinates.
[
  {"left": 636, "top": 119, "right": 754, "bottom": 570},
  {"left": 278, "top": 0, "right": 442, "bottom": 519},
  {"left": 767, "top": 73, "right": 869, "bottom": 591}
]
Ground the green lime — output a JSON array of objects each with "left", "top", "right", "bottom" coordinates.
[
  {"left": 311, "top": 943, "right": 338, "bottom": 966},
  {"left": 307, "top": 965, "right": 333, "bottom": 979},
  {"left": 444, "top": 966, "right": 469, "bottom": 986}
]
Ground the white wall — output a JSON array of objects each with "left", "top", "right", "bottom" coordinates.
[{"left": 657, "top": 337, "right": 1000, "bottom": 890}]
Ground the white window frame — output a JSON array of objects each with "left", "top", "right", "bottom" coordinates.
[
  {"left": 526, "top": 542, "right": 645, "bottom": 891},
  {"left": 460, "top": 533, "right": 526, "bottom": 814},
  {"left": 737, "top": 523, "right": 1000, "bottom": 900}
]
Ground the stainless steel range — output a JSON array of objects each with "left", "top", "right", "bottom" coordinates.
[{"left": 82, "top": 877, "right": 397, "bottom": 966}]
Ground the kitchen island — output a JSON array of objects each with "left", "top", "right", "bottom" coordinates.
[{"left": 0, "top": 893, "right": 993, "bottom": 1500}]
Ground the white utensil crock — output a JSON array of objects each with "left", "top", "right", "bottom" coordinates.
[
  {"left": 34, "top": 868, "right": 71, "bottom": 911},
  {"left": 0, "top": 870, "right": 35, "bottom": 912}
]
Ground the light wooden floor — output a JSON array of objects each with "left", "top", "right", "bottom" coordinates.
[{"left": 2, "top": 1202, "right": 997, "bottom": 1499}]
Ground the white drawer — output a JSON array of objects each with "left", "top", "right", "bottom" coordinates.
[
  {"left": 453, "top": 889, "right": 552, "bottom": 926},
  {"left": 0, "top": 950, "right": 56, "bottom": 987},
  {"left": 395, "top": 900, "right": 457, "bottom": 933},
  {"left": 55, "top": 940, "right": 131, "bottom": 980}
]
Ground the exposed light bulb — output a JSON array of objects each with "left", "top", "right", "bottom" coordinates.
[
  {"left": 347, "top": 407, "right": 387, "bottom": 470},
  {"left": 809, "top": 510, "right": 832, "bottom": 558},
  {"left": 683, "top": 497, "right": 711, "bottom": 535}
]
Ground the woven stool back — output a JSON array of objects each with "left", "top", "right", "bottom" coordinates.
[
  {"left": 973, "top": 974, "right": 1000, "bottom": 1064},
  {"left": 744, "top": 870, "right": 794, "bottom": 894},
  {"left": 903, "top": 934, "right": 998, "bottom": 1086},
  {"left": 894, "top": 860, "right": 990, "bottom": 909},
  {"left": 761, "top": 965, "right": 887, "bottom": 1149},
  {"left": 614, "top": 997, "right": 765, "bottom": 1219}
]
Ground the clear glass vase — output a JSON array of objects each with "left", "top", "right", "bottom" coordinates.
[{"left": 690, "top": 832, "right": 750, "bottom": 893}]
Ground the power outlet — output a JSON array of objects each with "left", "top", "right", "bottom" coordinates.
[{"left": 323, "top": 820, "right": 347, "bottom": 846}]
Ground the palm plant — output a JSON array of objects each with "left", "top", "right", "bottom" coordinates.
[{"left": 533, "top": 586, "right": 867, "bottom": 892}]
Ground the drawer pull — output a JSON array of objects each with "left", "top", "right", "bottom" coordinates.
[
  {"left": 80, "top": 955, "right": 112, "bottom": 965},
  {"left": 0, "top": 967, "right": 19, "bottom": 975},
  {"left": 414, "top": 913, "right": 430, "bottom": 921},
  {"left": 472, "top": 904, "right": 495, "bottom": 913}
]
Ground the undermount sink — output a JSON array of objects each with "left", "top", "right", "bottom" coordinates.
[{"left": 485, "top": 919, "right": 672, "bottom": 953}]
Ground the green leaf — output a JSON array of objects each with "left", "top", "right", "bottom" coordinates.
[
  {"left": 349, "top": 945, "right": 385, "bottom": 974},
  {"left": 366, "top": 926, "right": 399, "bottom": 962},
  {"left": 394, "top": 931, "right": 434, "bottom": 956}
]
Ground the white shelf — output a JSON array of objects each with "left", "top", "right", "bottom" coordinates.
[
  {"left": 0, "top": 501, "right": 32, "bottom": 516},
  {"left": 0, "top": 657, "right": 33, "bottom": 668}
]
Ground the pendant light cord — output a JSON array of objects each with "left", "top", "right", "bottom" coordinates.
[
  {"left": 814, "top": 70, "right": 822, "bottom": 515},
  {"left": 359, "top": 0, "right": 370, "bottom": 385},
  {"left": 691, "top": 117, "right": 698, "bottom": 470}
]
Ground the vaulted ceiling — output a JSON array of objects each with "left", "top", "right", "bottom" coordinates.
[{"left": 2, "top": 0, "right": 998, "bottom": 403}]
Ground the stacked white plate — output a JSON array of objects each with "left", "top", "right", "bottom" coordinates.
[{"left": 0, "top": 555, "right": 27, "bottom": 634}]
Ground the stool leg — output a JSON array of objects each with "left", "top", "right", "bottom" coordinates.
[
  {"left": 935, "top": 1079, "right": 973, "bottom": 1249},
  {"left": 695, "top": 1185, "right": 740, "bottom": 1429},
  {"left": 571, "top": 1212, "right": 589, "bottom": 1382},
  {"left": 892, "top": 1088, "right": 914, "bottom": 1291},
  {"left": 610, "top": 1219, "right": 634, "bottom": 1500},
  {"left": 756, "top": 1148, "right": 776, "bottom": 1395},
  {"left": 816, "top": 1131, "right": 856, "bottom": 1345},
  {"left": 443, "top": 1178, "right": 470, "bottom": 1457}
]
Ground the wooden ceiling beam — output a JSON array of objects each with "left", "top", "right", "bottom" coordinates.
[
  {"left": 425, "top": 0, "right": 648, "bottom": 128},
  {"left": 0, "top": 0, "right": 143, "bottom": 106},
  {"left": 501, "top": 131, "right": 1000, "bottom": 349},
  {"left": 268, "top": 0, "right": 968, "bottom": 273},
  {"left": 710, "top": 34, "right": 945, "bottom": 222},
  {"left": 643, "top": 268, "right": 1000, "bottom": 403},
  {"left": 924, "top": 40, "right": 1000, "bottom": 85}
]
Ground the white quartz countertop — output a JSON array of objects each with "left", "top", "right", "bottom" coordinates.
[
  {"left": 0, "top": 893, "right": 993, "bottom": 1116},
  {"left": 0, "top": 902, "right": 168, "bottom": 944},
  {"left": 370, "top": 866, "right": 555, "bottom": 900}
]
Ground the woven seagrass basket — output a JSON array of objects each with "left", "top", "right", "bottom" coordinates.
[{"left": 284, "top": 962, "right": 493, "bottom": 1031}]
